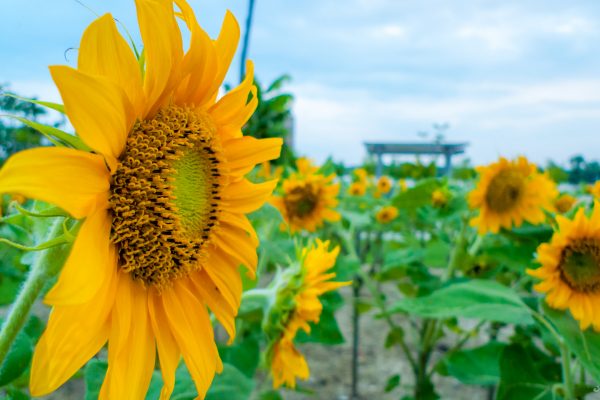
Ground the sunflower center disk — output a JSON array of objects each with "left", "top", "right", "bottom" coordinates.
[
  {"left": 109, "top": 105, "right": 221, "bottom": 288},
  {"left": 485, "top": 169, "right": 525, "bottom": 212},
  {"left": 560, "top": 238, "right": 600, "bottom": 293},
  {"left": 285, "top": 185, "right": 318, "bottom": 218}
]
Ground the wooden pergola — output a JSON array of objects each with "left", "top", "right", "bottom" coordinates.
[{"left": 364, "top": 142, "right": 469, "bottom": 176}]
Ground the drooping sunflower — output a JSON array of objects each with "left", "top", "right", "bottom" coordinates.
[
  {"left": 468, "top": 156, "right": 557, "bottom": 234},
  {"left": 554, "top": 193, "right": 577, "bottom": 214},
  {"left": 431, "top": 188, "right": 449, "bottom": 208},
  {"left": 376, "top": 205, "right": 398, "bottom": 224},
  {"left": 528, "top": 204, "right": 600, "bottom": 331},
  {"left": 271, "top": 158, "right": 340, "bottom": 232},
  {"left": 376, "top": 175, "right": 392, "bottom": 195},
  {"left": 268, "top": 240, "right": 349, "bottom": 388},
  {"left": 348, "top": 181, "right": 367, "bottom": 196},
  {"left": 0, "top": 1, "right": 282, "bottom": 398}
]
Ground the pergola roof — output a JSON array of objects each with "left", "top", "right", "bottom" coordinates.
[{"left": 364, "top": 142, "right": 468, "bottom": 155}]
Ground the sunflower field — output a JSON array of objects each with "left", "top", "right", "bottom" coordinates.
[{"left": 1, "top": 1, "right": 600, "bottom": 400}]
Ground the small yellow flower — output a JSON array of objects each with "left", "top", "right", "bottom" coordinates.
[
  {"left": 398, "top": 179, "right": 407, "bottom": 192},
  {"left": 269, "top": 240, "right": 349, "bottom": 388},
  {"left": 271, "top": 159, "right": 340, "bottom": 232},
  {"left": 348, "top": 181, "right": 367, "bottom": 196},
  {"left": 589, "top": 181, "right": 600, "bottom": 198},
  {"left": 431, "top": 189, "right": 449, "bottom": 208},
  {"left": 376, "top": 206, "right": 398, "bottom": 223},
  {"left": 353, "top": 168, "right": 369, "bottom": 183},
  {"left": 376, "top": 176, "right": 392, "bottom": 194},
  {"left": 554, "top": 193, "right": 577, "bottom": 214},
  {"left": 528, "top": 203, "right": 600, "bottom": 331},
  {"left": 0, "top": 1, "right": 282, "bottom": 398},
  {"left": 468, "top": 156, "right": 557, "bottom": 234}
]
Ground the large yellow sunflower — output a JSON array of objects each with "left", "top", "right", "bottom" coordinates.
[
  {"left": 269, "top": 240, "right": 348, "bottom": 388},
  {"left": 468, "top": 156, "right": 557, "bottom": 234},
  {"left": 528, "top": 204, "right": 600, "bottom": 331},
  {"left": 0, "top": 1, "right": 281, "bottom": 398},
  {"left": 271, "top": 158, "right": 340, "bottom": 232}
]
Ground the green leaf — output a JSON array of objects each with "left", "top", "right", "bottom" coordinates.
[
  {"left": 384, "top": 374, "right": 401, "bottom": 392},
  {"left": 84, "top": 359, "right": 107, "bottom": 400},
  {"left": 423, "top": 240, "right": 450, "bottom": 268},
  {"left": 219, "top": 337, "right": 260, "bottom": 378},
  {"left": 443, "top": 342, "right": 505, "bottom": 385},
  {"left": 392, "top": 179, "right": 439, "bottom": 211},
  {"left": 388, "top": 280, "right": 534, "bottom": 325},
  {"left": 258, "top": 390, "right": 284, "bottom": 400},
  {"left": 296, "top": 307, "right": 344, "bottom": 345},
  {"left": 496, "top": 344, "right": 553, "bottom": 400},
  {"left": 5, "top": 388, "right": 30, "bottom": 400},
  {"left": 3, "top": 93, "right": 65, "bottom": 114},
  {"left": 333, "top": 256, "right": 360, "bottom": 281},
  {"left": 206, "top": 364, "right": 254, "bottom": 400},
  {"left": 542, "top": 303, "right": 600, "bottom": 382},
  {"left": 0, "top": 274, "right": 23, "bottom": 305},
  {"left": 384, "top": 327, "right": 405, "bottom": 348},
  {"left": 3, "top": 115, "right": 90, "bottom": 150},
  {"left": 0, "top": 332, "right": 33, "bottom": 386}
]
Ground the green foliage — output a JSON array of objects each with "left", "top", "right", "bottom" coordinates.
[
  {"left": 442, "top": 342, "right": 505, "bottom": 385},
  {"left": 388, "top": 280, "right": 534, "bottom": 325}
]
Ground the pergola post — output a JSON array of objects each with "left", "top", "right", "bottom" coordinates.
[{"left": 375, "top": 150, "right": 383, "bottom": 177}]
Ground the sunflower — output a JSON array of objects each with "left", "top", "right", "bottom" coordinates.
[
  {"left": 376, "top": 176, "right": 392, "bottom": 195},
  {"left": 589, "top": 181, "right": 600, "bottom": 198},
  {"left": 353, "top": 168, "right": 369, "bottom": 183},
  {"left": 271, "top": 158, "right": 340, "bottom": 232},
  {"left": 0, "top": 1, "right": 282, "bottom": 398},
  {"left": 554, "top": 193, "right": 577, "bottom": 214},
  {"left": 528, "top": 204, "right": 600, "bottom": 331},
  {"left": 431, "top": 189, "right": 449, "bottom": 208},
  {"left": 348, "top": 181, "right": 367, "bottom": 196},
  {"left": 468, "top": 156, "right": 557, "bottom": 234},
  {"left": 268, "top": 240, "right": 349, "bottom": 388},
  {"left": 376, "top": 205, "right": 398, "bottom": 224}
]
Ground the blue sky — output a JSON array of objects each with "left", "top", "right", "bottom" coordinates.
[{"left": 2, "top": 0, "right": 600, "bottom": 167}]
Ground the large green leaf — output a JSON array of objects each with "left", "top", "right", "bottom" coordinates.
[
  {"left": 388, "top": 280, "right": 534, "bottom": 325},
  {"left": 296, "top": 306, "right": 345, "bottom": 345},
  {"left": 496, "top": 344, "right": 554, "bottom": 400},
  {"left": 84, "top": 359, "right": 108, "bottom": 400},
  {"left": 443, "top": 342, "right": 505, "bottom": 385},
  {"left": 543, "top": 303, "right": 600, "bottom": 382},
  {"left": 392, "top": 179, "right": 439, "bottom": 211},
  {"left": 206, "top": 364, "right": 254, "bottom": 400},
  {"left": 0, "top": 332, "right": 33, "bottom": 386}
]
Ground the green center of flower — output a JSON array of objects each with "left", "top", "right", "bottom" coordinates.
[
  {"left": 485, "top": 169, "right": 525, "bottom": 212},
  {"left": 559, "top": 238, "right": 600, "bottom": 293},
  {"left": 109, "top": 105, "right": 221, "bottom": 288},
  {"left": 285, "top": 184, "right": 318, "bottom": 218}
]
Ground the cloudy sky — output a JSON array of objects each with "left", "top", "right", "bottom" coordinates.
[{"left": 2, "top": 0, "right": 600, "bottom": 167}]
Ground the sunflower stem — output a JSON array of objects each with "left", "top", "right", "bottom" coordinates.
[
  {"left": 0, "top": 219, "right": 72, "bottom": 366},
  {"left": 560, "top": 340, "right": 575, "bottom": 400}
]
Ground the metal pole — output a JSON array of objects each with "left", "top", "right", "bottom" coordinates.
[{"left": 240, "top": 0, "right": 256, "bottom": 82}]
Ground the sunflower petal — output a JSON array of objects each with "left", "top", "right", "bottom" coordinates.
[
  {"left": 209, "top": 60, "right": 256, "bottom": 128},
  {"left": 162, "top": 281, "right": 221, "bottom": 398},
  {"left": 0, "top": 147, "right": 109, "bottom": 219},
  {"left": 223, "top": 179, "right": 278, "bottom": 214},
  {"left": 148, "top": 290, "right": 181, "bottom": 400},
  {"left": 135, "top": 0, "right": 183, "bottom": 116},
  {"left": 205, "top": 11, "right": 240, "bottom": 102},
  {"left": 100, "top": 276, "right": 155, "bottom": 400},
  {"left": 223, "top": 136, "right": 283, "bottom": 176},
  {"left": 29, "top": 263, "right": 117, "bottom": 396},
  {"left": 45, "top": 211, "right": 112, "bottom": 305},
  {"left": 78, "top": 13, "right": 144, "bottom": 116},
  {"left": 49, "top": 66, "right": 133, "bottom": 169}
]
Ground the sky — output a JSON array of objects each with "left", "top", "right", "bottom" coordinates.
[{"left": 2, "top": 0, "right": 600, "bottom": 167}]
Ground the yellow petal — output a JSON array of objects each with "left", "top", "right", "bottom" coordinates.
[
  {"left": 148, "top": 290, "right": 181, "bottom": 400},
  {"left": 100, "top": 276, "right": 155, "bottom": 400},
  {"left": 203, "top": 248, "right": 243, "bottom": 309},
  {"left": 223, "top": 179, "right": 278, "bottom": 214},
  {"left": 204, "top": 11, "right": 240, "bottom": 105},
  {"left": 135, "top": 0, "right": 183, "bottom": 117},
  {"left": 209, "top": 60, "right": 256, "bottom": 129},
  {"left": 189, "top": 270, "right": 236, "bottom": 342},
  {"left": 223, "top": 136, "right": 283, "bottom": 176},
  {"left": 162, "top": 281, "right": 221, "bottom": 398},
  {"left": 0, "top": 147, "right": 109, "bottom": 219},
  {"left": 29, "top": 263, "right": 117, "bottom": 396},
  {"left": 78, "top": 13, "right": 144, "bottom": 116},
  {"left": 173, "top": 0, "right": 218, "bottom": 107},
  {"left": 49, "top": 65, "right": 133, "bottom": 169},
  {"left": 45, "top": 210, "right": 112, "bottom": 305},
  {"left": 213, "top": 227, "right": 258, "bottom": 274}
]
